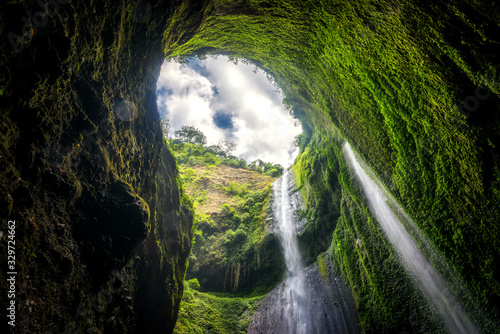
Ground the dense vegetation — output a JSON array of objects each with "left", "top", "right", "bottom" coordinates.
[
  {"left": 169, "top": 135, "right": 285, "bottom": 291},
  {"left": 163, "top": 0, "right": 500, "bottom": 332},
  {"left": 168, "top": 132, "right": 286, "bottom": 332},
  {"left": 174, "top": 279, "right": 262, "bottom": 334}
]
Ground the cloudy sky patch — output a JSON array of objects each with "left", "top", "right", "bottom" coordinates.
[{"left": 156, "top": 56, "right": 302, "bottom": 166}]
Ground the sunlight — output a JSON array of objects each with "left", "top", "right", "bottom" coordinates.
[{"left": 156, "top": 56, "right": 302, "bottom": 167}]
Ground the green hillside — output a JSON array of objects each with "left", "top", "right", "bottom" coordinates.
[
  {"left": 169, "top": 139, "right": 284, "bottom": 293},
  {"left": 168, "top": 138, "right": 284, "bottom": 333}
]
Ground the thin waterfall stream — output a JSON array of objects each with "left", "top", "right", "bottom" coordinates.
[
  {"left": 343, "top": 142, "right": 480, "bottom": 334},
  {"left": 274, "top": 168, "right": 311, "bottom": 333}
]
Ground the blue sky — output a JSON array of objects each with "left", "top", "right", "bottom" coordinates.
[{"left": 156, "top": 56, "right": 302, "bottom": 167}]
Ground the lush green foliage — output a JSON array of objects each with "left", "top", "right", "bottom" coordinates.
[
  {"left": 169, "top": 133, "right": 285, "bottom": 333},
  {"left": 169, "top": 138, "right": 284, "bottom": 177},
  {"left": 187, "top": 177, "right": 283, "bottom": 292},
  {"left": 174, "top": 280, "right": 262, "bottom": 334},
  {"left": 169, "top": 138, "right": 285, "bottom": 292},
  {"left": 164, "top": 0, "right": 500, "bottom": 331}
]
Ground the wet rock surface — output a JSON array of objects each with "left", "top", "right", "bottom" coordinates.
[
  {"left": 266, "top": 168, "right": 307, "bottom": 235},
  {"left": 248, "top": 259, "right": 361, "bottom": 334},
  {"left": 72, "top": 180, "right": 150, "bottom": 285}
]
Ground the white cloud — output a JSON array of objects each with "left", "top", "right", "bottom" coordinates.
[{"left": 156, "top": 56, "right": 302, "bottom": 166}]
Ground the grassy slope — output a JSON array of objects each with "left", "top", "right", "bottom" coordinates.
[
  {"left": 163, "top": 0, "right": 500, "bottom": 332},
  {"left": 170, "top": 141, "right": 283, "bottom": 333},
  {"left": 181, "top": 164, "right": 274, "bottom": 215}
]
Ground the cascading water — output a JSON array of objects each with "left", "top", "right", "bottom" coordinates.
[
  {"left": 248, "top": 167, "right": 361, "bottom": 334},
  {"left": 273, "top": 168, "right": 311, "bottom": 334},
  {"left": 343, "top": 142, "right": 479, "bottom": 334}
]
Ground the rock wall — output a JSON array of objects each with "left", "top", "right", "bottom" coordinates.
[
  {"left": 248, "top": 256, "right": 361, "bottom": 334},
  {"left": 0, "top": 1, "right": 196, "bottom": 332}
]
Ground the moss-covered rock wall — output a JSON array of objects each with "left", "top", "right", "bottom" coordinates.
[
  {"left": 0, "top": 1, "right": 194, "bottom": 332},
  {"left": 163, "top": 0, "right": 500, "bottom": 332}
]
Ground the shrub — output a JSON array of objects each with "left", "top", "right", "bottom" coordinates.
[
  {"left": 266, "top": 168, "right": 280, "bottom": 177},
  {"left": 225, "top": 182, "right": 240, "bottom": 196},
  {"left": 188, "top": 278, "right": 201, "bottom": 290},
  {"left": 203, "top": 152, "right": 220, "bottom": 165},
  {"left": 238, "top": 184, "right": 248, "bottom": 196}
]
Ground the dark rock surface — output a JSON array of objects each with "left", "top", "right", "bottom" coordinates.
[
  {"left": 248, "top": 257, "right": 361, "bottom": 334},
  {"left": 0, "top": 1, "right": 197, "bottom": 333}
]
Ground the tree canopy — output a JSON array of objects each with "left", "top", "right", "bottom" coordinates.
[{"left": 174, "top": 125, "right": 207, "bottom": 145}]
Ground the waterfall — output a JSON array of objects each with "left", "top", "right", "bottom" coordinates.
[
  {"left": 273, "top": 168, "right": 311, "bottom": 333},
  {"left": 248, "top": 167, "right": 361, "bottom": 334},
  {"left": 343, "top": 142, "right": 479, "bottom": 334}
]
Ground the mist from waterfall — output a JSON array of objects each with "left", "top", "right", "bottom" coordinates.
[
  {"left": 273, "top": 168, "right": 311, "bottom": 334},
  {"left": 343, "top": 142, "right": 479, "bottom": 334}
]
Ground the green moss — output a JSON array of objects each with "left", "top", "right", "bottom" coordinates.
[
  {"left": 174, "top": 280, "right": 263, "bottom": 334},
  {"left": 317, "top": 253, "right": 328, "bottom": 282},
  {"left": 163, "top": 0, "right": 500, "bottom": 331}
]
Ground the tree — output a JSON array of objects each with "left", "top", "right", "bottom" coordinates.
[
  {"left": 217, "top": 139, "right": 236, "bottom": 156},
  {"left": 174, "top": 125, "right": 207, "bottom": 146},
  {"left": 206, "top": 145, "right": 226, "bottom": 157}
]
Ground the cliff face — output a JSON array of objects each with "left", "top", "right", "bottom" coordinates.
[
  {"left": 168, "top": 141, "right": 287, "bottom": 294},
  {"left": 164, "top": 0, "right": 500, "bottom": 332},
  {"left": 248, "top": 257, "right": 361, "bottom": 334},
  {"left": 0, "top": 1, "right": 194, "bottom": 333},
  {"left": 1, "top": 0, "right": 500, "bottom": 333}
]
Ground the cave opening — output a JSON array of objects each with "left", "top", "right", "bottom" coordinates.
[{"left": 153, "top": 55, "right": 326, "bottom": 333}]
